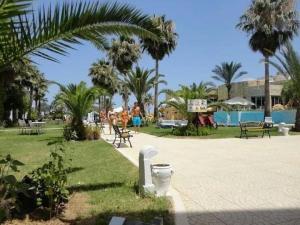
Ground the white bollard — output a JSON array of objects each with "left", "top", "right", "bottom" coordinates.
[{"left": 139, "top": 146, "right": 158, "bottom": 195}]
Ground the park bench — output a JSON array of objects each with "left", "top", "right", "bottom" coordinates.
[
  {"left": 239, "top": 121, "right": 272, "bottom": 139},
  {"left": 112, "top": 125, "right": 133, "bottom": 148}
]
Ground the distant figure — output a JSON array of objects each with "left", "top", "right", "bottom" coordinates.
[
  {"left": 107, "top": 107, "right": 115, "bottom": 135},
  {"left": 113, "top": 112, "right": 119, "bottom": 125},
  {"left": 121, "top": 106, "right": 129, "bottom": 130},
  {"left": 131, "top": 102, "right": 142, "bottom": 133}
]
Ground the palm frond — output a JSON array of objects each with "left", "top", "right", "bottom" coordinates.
[{"left": 0, "top": 1, "right": 159, "bottom": 67}]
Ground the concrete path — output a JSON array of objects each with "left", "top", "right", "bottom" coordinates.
[{"left": 103, "top": 129, "right": 300, "bottom": 225}]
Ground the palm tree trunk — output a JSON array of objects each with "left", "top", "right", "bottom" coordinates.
[
  {"left": 264, "top": 56, "right": 271, "bottom": 117},
  {"left": 0, "top": 75, "right": 5, "bottom": 122},
  {"left": 227, "top": 84, "right": 232, "bottom": 100},
  {"left": 28, "top": 87, "right": 33, "bottom": 119},
  {"left": 295, "top": 106, "right": 300, "bottom": 132},
  {"left": 38, "top": 99, "right": 41, "bottom": 117},
  {"left": 124, "top": 87, "right": 129, "bottom": 109},
  {"left": 154, "top": 59, "right": 159, "bottom": 120},
  {"left": 98, "top": 97, "right": 101, "bottom": 112}
]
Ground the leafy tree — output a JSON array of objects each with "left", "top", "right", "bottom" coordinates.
[
  {"left": 269, "top": 43, "right": 300, "bottom": 131},
  {"left": 0, "top": 0, "right": 159, "bottom": 70},
  {"left": 108, "top": 36, "right": 141, "bottom": 109},
  {"left": 237, "top": 0, "right": 299, "bottom": 117},
  {"left": 56, "top": 82, "right": 98, "bottom": 140},
  {"left": 141, "top": 15, "right": 177, "bottom": 120},
  {"left": 212, "top": 62, "right": 247, "bottom": 99},
  {"left": 124, "top": 66, "right": 167, "bottom": 115}
]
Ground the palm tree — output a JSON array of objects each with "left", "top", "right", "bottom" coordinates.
[
  {"left": 56, "top": 82, "right": 98, "bottom": 140},
  {"left": 237, "top": 0, "right": 299, "bottom": 117},
  {"left": 33, "top": 75, "right": 48, "bottom": 117},
  {"left": 0, "top": 0, "right": 159, "bottom": 70},
  {"left": 212, "top": 62, "right": 247, "bottom": 99},
  {"left": 144, "top": 93, "right": 153, "bottom": 115},
  {"left": 89, "top": 59, "right": 118, "bottom": 111},
  {"left": 162, "top": 82, "right": 215, "bottom": 123},
  {"left": 124, "top": 66, "right": 167, "bottom": 115},
  {"left": 108, "top": 36, "right": 141, "bottom": 109},
  {"left": 268, "top": 43, "right": 300, "bottom": 131},
  {"left": 141, "top": 15, "right": 178, "bottom": 120}
]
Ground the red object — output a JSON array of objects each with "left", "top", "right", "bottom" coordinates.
[
  {"left": 207, "top": 115, "right": 215, "bottom": 126},
  {"left": 199, "top": 116, "right": 206, "bottom": 126}
]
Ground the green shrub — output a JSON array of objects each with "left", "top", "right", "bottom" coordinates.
[
  {"left": 0, "top": 155, "right": 26, "bottom": 222},
  {"left": 63, "top": 125, "right": 78, "bottom": 141},
  {"left": 29, "top": 142, "right": 70, "bottom": 218}
]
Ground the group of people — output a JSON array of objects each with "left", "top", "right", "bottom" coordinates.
[{"left": 100, "top": 102, "right": 142, "bottom": 135}]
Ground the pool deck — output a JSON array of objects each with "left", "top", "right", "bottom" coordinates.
[{"left": 103, "top": 128, "right": 300, "bottom": 225}]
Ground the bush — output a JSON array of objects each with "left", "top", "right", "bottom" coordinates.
[
  {"left": 0, "top": 155, "right": 27, "bottom": 222},
  {"left": 63, "top": 125, "right": 78, "bottom": 141},
  {"left": 28, "top": 142, "right": 70, "bottom": 218},
  {"left": 85, "top": 126, "right": 94, "bottom": 140}
]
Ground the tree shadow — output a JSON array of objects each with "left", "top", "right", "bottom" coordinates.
[
  {"left": 60, "top": 208, "right": 300, "bottom": 225},
  {"left": 67, "top": 167, "right": 84, "bottom": 174},
  {"left": 68, "top": 182, "right": 124, "bottom": 193}
]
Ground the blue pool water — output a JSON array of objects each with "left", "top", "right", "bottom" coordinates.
[{"left": 214, "top": 110, "right": 296, "bottom": 126}]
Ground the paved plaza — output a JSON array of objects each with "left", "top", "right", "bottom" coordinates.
[{"left": 104, "top": 129, "right": 300, "bottom": 225}]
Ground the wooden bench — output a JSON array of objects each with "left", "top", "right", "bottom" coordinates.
[
  {"left": 239, "top": 121, "right": 272, "bottom": 139},
  {"left": 112, "top": 125, "right": 133, "bottom": 148}
]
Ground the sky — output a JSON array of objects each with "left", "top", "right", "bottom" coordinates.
[{"left": 33, "top": 0, "right": 300, "bottom": 106}]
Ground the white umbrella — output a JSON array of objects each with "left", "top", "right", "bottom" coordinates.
[{"left": 224, "top": 97, "right": 255, "bottom": 106}]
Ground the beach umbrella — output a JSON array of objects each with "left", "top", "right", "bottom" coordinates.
[{"left": 224, "top": 97, "right": 254, "bottom": 106}]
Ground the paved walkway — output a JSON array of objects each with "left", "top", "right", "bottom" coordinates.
[{"left": 103, "top": 129, "right": 300, "bottom": 225}]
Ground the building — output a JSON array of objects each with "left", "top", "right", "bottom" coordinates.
[{"left": 217, "top": 74, "right": 287, "bottom": 109}]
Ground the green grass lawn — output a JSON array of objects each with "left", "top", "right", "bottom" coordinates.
[
  {"left": 138, "top": 124, "right": 299, "bottom": 139},
  {"left": 0, "top": 129, "right": 172, "bottom": 225}
]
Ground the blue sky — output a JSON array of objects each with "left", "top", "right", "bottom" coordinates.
[{"left": 33, "top": 0, "right": 300, "bottom": 106}]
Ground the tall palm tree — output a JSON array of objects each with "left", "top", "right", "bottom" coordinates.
[
  {"left": 56, "top": 82, "right": 98, "bottom": 140},
  {"left": 237, "top": 0, "right": 299, "bottom": 117},
  {"left": 0, "top": 0, "right": 159, "bottom": 70},
  {"left": 124, "top": 66, "right": 167, "bottom": 115},
  {"left": 108, "top": 36, "right": 141, "bottom": 109},
  {"left": 212, "top": 62, "right": 247, "bottom": 99},
  {"left": 268, "top": 43, "right": 300, "bottom": 131},
  {"left": 141, "top": 15, "right": 178, "bottom": 120},
  {"left": 33, "top": 75, "right": 48, "bottom": 117},
  {"left": 89, "top": 59, "right": 118, "bottom": 111}
]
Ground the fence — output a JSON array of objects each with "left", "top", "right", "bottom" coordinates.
[{"left": 214, "top": 110, "right": 296, "bottom": 126}]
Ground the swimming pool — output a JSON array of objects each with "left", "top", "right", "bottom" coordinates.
[{"left": 214, "top": 110, "right": 296, "bottom": 126}]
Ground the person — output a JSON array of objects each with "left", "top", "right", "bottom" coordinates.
[
  {"left": 99, "top": 110, "right": 106, "bottom": 133},
  {"left": 121, "top": 106, "right": 129, "bottom": 130},
  {"left": 131, "top": 102, "right": 142, "bottom": 133},
  {"left": 107, "top": 107, "right": 115, "bottom": 135}
]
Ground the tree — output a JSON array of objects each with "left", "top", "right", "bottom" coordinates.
[
  {"left": 124, "top": 66, "right": 167, "bottom": 115},
  {"left": 56, "top": 82, "right": 98, "bottom": 140},
  {"left": 89, "top": 59, "right": 118, "bottom": 111},
  {"left": 162, "top": 82, "right": 216, "bottom": 123},
  {"left": 0, "top": 0, "right": 159, "bottom": 70},
  {"left": 33, "top": 75, "right": 48, "bottom": 117},
  {"left": 237, "top": 0, "right": 299, "bottom": 117},
  {"left": 212, "top": 62, "right": 247, "bottom": 99},
  {"left": 108, "top": 36, "right": 141, "bottom": 109},
  {"left": 268, "top": 43, "right": 300, "bottom": 131},
  {"left": 141, "top": 15, "right": 178, "bottom": 120}
]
